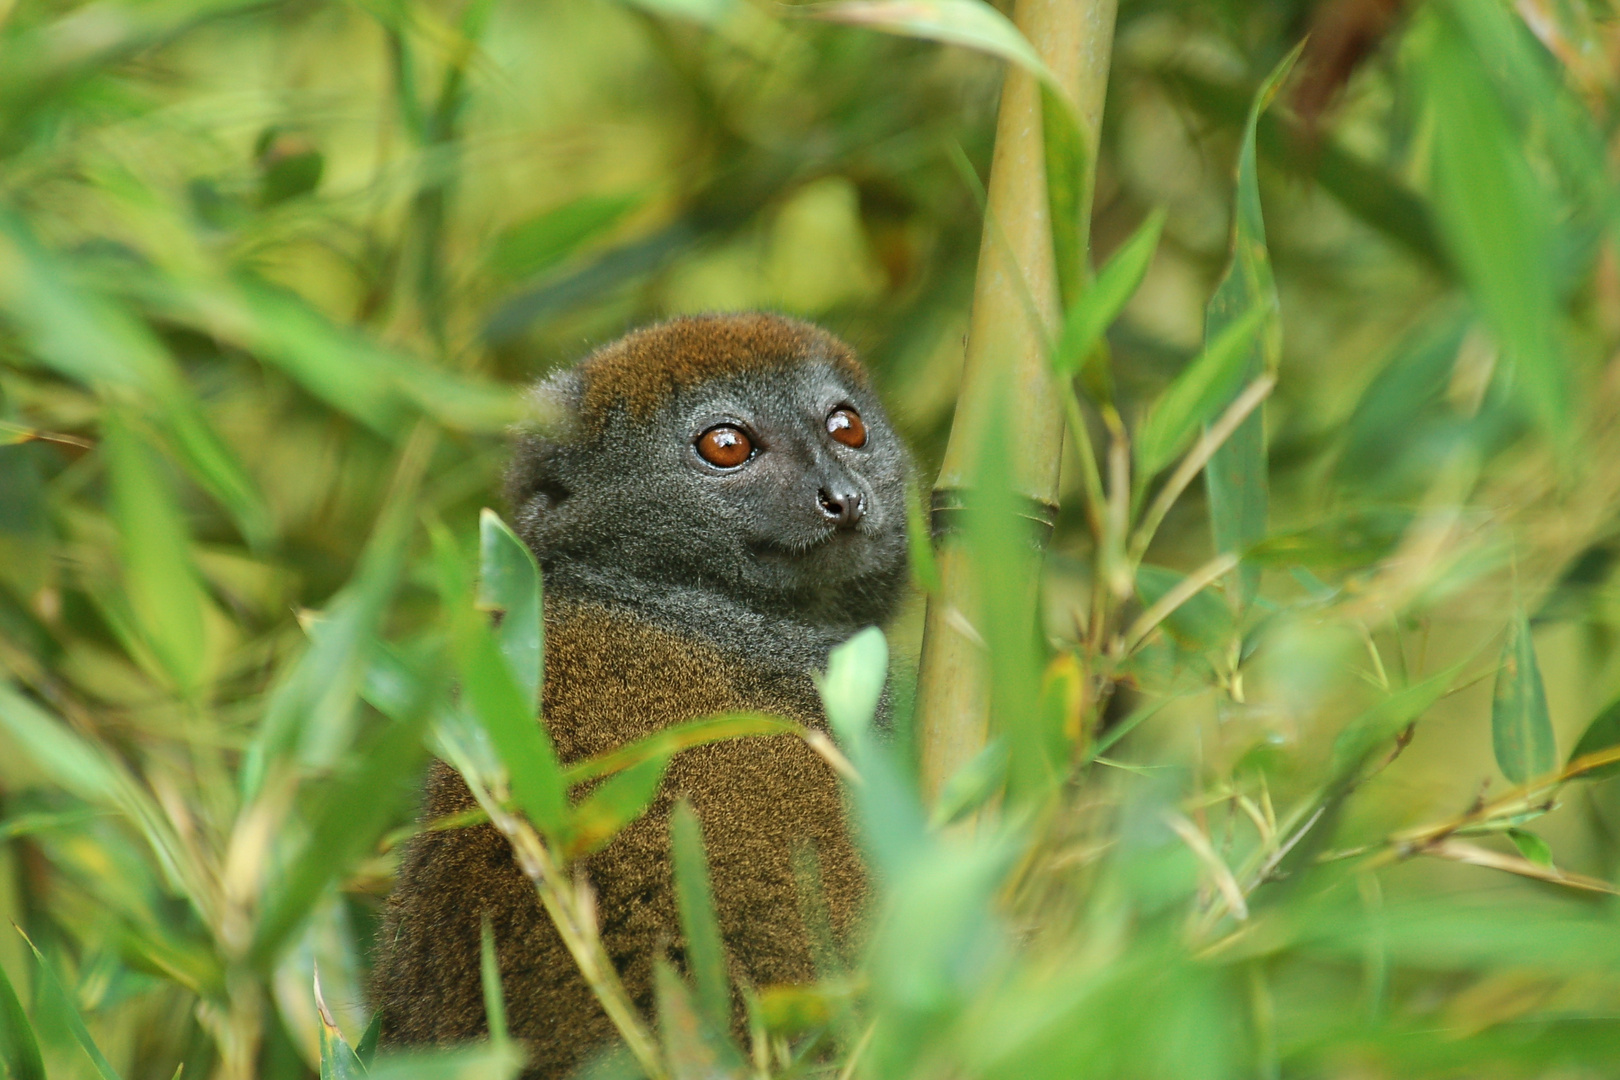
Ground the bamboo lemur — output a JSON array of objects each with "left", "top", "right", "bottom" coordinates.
[{"left": 371, "top": 313, "right": 909, "bottom": 1077}]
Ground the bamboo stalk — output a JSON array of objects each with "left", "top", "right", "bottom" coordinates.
[{"left": 915, "top": 0, "right": 1119, "bottom": 804}]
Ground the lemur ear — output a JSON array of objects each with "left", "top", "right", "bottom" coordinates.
[{"left": 503, "top": 370, "right": 582, "bottom": 517}]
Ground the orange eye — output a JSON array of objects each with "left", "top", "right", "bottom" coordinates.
[
  {"left": 826, "top": 407, "right": 866, "bottom": 448},
  {"left": 696, "top": 425, "right": 753, "bottom": 468}
]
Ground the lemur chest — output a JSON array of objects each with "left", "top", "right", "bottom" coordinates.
[{"left": 539, "top": 601, "right": 823, "bottom": 763}]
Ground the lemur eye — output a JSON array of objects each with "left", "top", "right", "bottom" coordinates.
[
  {"left": 826, "top": 407, "right": 867, "bottom": 448},
  {"left": 696, "top": 425, "right": 753, "bottom": 468}
]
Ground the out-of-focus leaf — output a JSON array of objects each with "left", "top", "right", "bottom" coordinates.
[
  {"left": 250, "top": 704, "right": 430, "bottom": 969},
  {"left": 1508, "top": 829, "right": 1553, "bottom": 867},
  {"left": 316, "top": 966, "right": 366, "bottom": 1080},
  {"left": 1134, "top": 306, "right": 1266, "bottom": 481},
  {"left": 489, "top": 193, "right": 642, "bottom": 280},
  {"left": 1331, "top": 659, "right": 1470, "bottom": 780},
  {"left": 477, "top": 509, "right": 541, "bottom": 711},
  {"left": 906, "top": 481, "right": 942, "bottom": 595},
  {"left": 929, "top": 737, "right": 1008, "bottom": 828},
  {"left": 0, "top": 951, "right": 44, "bottom": 1080},
  {"left": 364, "top": 1044, "right": 525, "bottom": 1080},
  {"left": 19, "top": 927, "right": 122, "bottom": 1080},
  {"left": 1492, "top": 610, "right": 1555, "bottom": 785},
  {"left": 0, "top": 214, "right": 269, "bottom": 544},
  {"left": 355, "top": 1009, "right": 384, "bottom": 1067},
  {"left": 1043, "top": 82, "right": 1088, "bottom": 314},
  {"left": 1134, "top": 564, "right": 1232, "bottom": 652},
  {"left": 103, "top": 410, "right": 210, "bottom": 695},
  {"left": 1568, "top": 696, "right": 1620, "bottom": 781},
  {"left": 818, "top": 627, "right": 889, "bottom": 747},
  {"left": 1204, "top": 45, "right": 1299, "bottom": 606},
  {"left": 1052, "top": 208, "right": 1165, "bottom": 382},
  {"left": 480, "top": 918, "right": 509, "bottom": 1047},
  {"left": 562, "top": 754, "right": 669, "bottom": 859},
  {"left": 1416, "top": 9, "right": 1568, "bottom": 453},
  {"left": 434, "top": 525, "right": 567, "bottom": 838},
  {"left": 653, "top": 958, "right": 737, "bottom": 1078},
  {"left": 562, "top": 713, "right": 798, "bottom": 787},
  {"left": 242, "top": 465, "right": 415, "bottom": 797},
  {"left": 807, "top": 1, "right": 1052, "bottom": 83},
  {"left": 670, "top": 799, "right": 730, "bottom": 1035},
  {"left": 1245, "top": 509, "right": 1411, "bottom": 569}
]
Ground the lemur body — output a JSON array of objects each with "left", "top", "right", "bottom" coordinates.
[{"left": 371, "top": 314, "right": 909, "bottom": 1077}]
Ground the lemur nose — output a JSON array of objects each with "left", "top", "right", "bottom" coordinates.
[{"left": 818, "top": 487, "right": 865, "bottom": 528}]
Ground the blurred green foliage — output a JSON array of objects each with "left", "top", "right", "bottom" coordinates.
[{"left": 6, "top": 0, "right": 1620, "bottom": 1077}]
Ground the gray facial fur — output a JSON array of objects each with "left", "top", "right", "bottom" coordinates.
[{"left": 505, "top": 356, "right": 911, "bottom": 672}]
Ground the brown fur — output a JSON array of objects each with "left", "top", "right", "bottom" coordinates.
[
  {"left": 575, "top": 313, "right": 867, "bottom": 431},
  {"left": 371, "top": 600, "right": 863, "bottom": 1077}
]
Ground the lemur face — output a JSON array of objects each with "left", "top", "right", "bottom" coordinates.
[{"left": 507, "top": 315, "right": 910, "bottom": 628}]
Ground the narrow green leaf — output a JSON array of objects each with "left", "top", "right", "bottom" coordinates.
[
  {"left": 489, "top": 193, "right": 642, "bottom": 280},
  {"left": 1417, "top": 9, "right": 1568, "bottom": 454},
  {"left": 479, "top": 917, "right": 509, "bottom": 1046},
  {"left": 1330, "top": 660, "right": 1470, "bottom": 780},
  {"left": 807, "top": 0, "right": 1054, "bottom": 84},
  {"left": 671, "top": 799, "right": 731, "bottom": 1035},
  {"left": 1052, "top": 207, "right": 1166, "bottom": 381},
  {"left": 19, "top": 927, "right": 122, "bottom": 1080},
  {"left": 1204, "top": 45, "right": 1300, "bottom": 605},
  {"left": 817, "top": 627, "right": 889, "bottom": 748},
  {"left": 1134, "top": 306, "right": 1267, "bottom": 480},
  {"left": 929, "top": 737, "right": 1008, "bottom": 829},
  {"left": 653, "top": 958, "right": 729, "bottom": 1076},
  {"left": 1043, "top": 82, "right": 1089, "bottom": 313},
  {"left": 250, "top": 708, "right": 430, "bottom": 968},
  {"left": 104, "top": 410, "right": 209, "bottom": 695},
  {"left": 433, "top": 526, "right": 568, "bottom": 838},
  {"left": 1134, "top": 564, "right": 1233, "bottom": 652},
  {"left": 316, "top": 965, "right": 367, "bottom": 1080},
  {"left": 905, "top": 481, "right": 942, "bottom": 595},
  {"left": 1568, "top": 696, "right": 1620, "bottom": 781},
  {"left": 1508, "top": 829, "right": 1554, "bottom": 868},
  {"left": 477, "top": 509, "right": 542, "bottom": 712},
  {"left": 355, "top": 1009, "right": 384, "bottom": 1067},
  {"left": 562, "top": 712, "right": 799, "bottom": 787},
  {"left": 1492, "top": 610, "right": 1555, "bottom": 785},
  {"left": 0, "top": 954, "right": 44, "bottom": 1080},
  {"left": 562, "top": 754, "right": 669, "bottom": 859}
]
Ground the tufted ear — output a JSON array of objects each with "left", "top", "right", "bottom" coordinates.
[{"left": 503, "top": 370, "right": 583, "bottom": 526}]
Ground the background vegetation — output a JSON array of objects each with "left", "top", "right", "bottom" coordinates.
[{"left": 4, "top": 0, "right": 1620, "bottom": 1076}]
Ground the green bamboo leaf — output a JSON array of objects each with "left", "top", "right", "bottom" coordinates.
[
  {"left": 1133, "top": 564, "right": 1233, "bottom": 652},
  {"left": 250, "top": 708, "right": 431, "bottom": 969},
  {"left": 489, "top": 193, "right": 643, "bottom": 280},
  {"left": 1568, "top": 696, "right": 1620, "bottom": 781},
  {"left": 652, "top": 958, "right": 736, "bottom": 1076},
  {"left": 563, "top": 713, "right": 796, "bottom": 787},
  {"left": 807, "top": 0, "right": 1053, "bottom": 84},
  {"left": 561, "top": 754, "right": 669, "bottom": 859},
  {"left": 316, "top": 965, "right": 367, "bottom": 1080},
  {"left": 1043, "top": 82, "right": 1088, "bottom": 314},
  {"left": 1508, "top": 829, "right": 1553, "bottom": 868},
  {"left": 1492, "top": 610, "right": 1555, "bottom": 785},
  {"left": 477, "top": 509, "right": 542, "bottom": 712},
  {"left": 906, "top": 481, "right": 942, "bottom": 595},
  {"left": 19, "top": 927, "right": 122, "bottom": 1080},
  {"left": 1204, "top": 45, "right": 1300, "bottom": 605},
  {"left": 479, "top": 917, "right": 509, "bottom": 1047},
  {"left": 0, "top": 215, "right": 269, "bottom": 544},
  {"left": 817, "top": 627, "right": 888, "bottom": 748},
  {"left": 242, "top": 477, "right": 414, "bottom": 798},
  {"left": 1330, "top": 660, "right": 1470, "bottom": 779},
  {"left": 1416, "top": 10, "right": 1568, "bottom": 454},
  {"left": 0, "top": 952, "right": 44, "bottom": 1080},
  {"left": 103, "top": 410, "right": 210, "bottom": 695},
  {"left": 929, "top": 737, "right": 1008, "bottom": 829},
  {"left": 671, "top": 799, "right": 731, "bottom": 1035},
  {"left": 354, "top": 1009, "right": 384, "bottom": 1067},
  {"left": 1134, "top": 305, "right": 1267, "bottom": 481},
  {"left": 1052, "top": 208, "right": 1166, "bottom": 381},
  {"left": 433, "top": 526, "right": 568, "bottom": 838},
  {"left": 363, "top": 1045, "right": 523, "bottom": 1080}
]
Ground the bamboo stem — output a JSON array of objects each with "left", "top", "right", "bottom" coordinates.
[{"left": 915, "top": 0, "right": 1119, "bottom": 804}]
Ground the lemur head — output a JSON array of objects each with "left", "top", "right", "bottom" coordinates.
[{"left": 506, "top": 313, "right": 910, "bottom": 629}]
